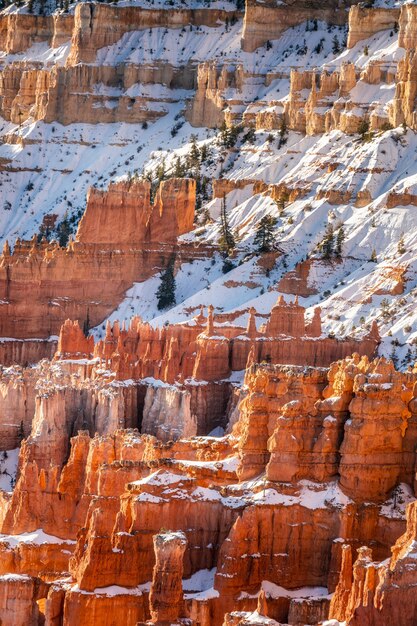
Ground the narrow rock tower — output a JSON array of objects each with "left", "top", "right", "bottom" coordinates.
[{"left": 149, "top": 531, "right": 187, "bottom": 624}]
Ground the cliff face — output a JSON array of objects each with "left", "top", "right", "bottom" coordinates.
[
  {"left": 241, "top": 0, "right": 353, "bottom": 53},
  {"left": 0, "top": 177, "right": 197, "bottom": 342},
  {"left": 76, "top": 177, "right": 195, "bottom": 245},
  {"left": 67, "top": 2, "right": 242, "bottom": 65},
  {"left": 347, "top": 5, "right": 400, "bottom": 48}
]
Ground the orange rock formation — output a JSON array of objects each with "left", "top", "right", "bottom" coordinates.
[
  {"left": 56, "top": 296, "right": 380, "bottom": 384},
  {"left": 1, "top": 353, "right": 416, "bottom": 625},
  {"left": 0, "top": 177, "right": 198, "bottom": 346}
]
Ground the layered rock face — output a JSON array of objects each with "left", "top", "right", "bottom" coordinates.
[
  {"left": 0, "top": 177, "right": 197, "bottom": 342},
  {"left": 67, "top": 2, "right": 242, "bottom": 65},
  {"left": 0, "top": 0, "right": 411, "bottom": 139},
  {"left": 347, "top": 5, "right": 400, "bottom": 48},
  {"left": 241, "top": 0, "right": 353, "bottom": 53},
  {"left": 1, "top": 353, "right": 417, "bottom": 625}
]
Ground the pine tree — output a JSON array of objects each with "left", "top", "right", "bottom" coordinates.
[
  {"left": 218, "top": 194, "right": 235, "bottom": 256},
  {"left": 358, "top": 118, "right": 370, "bottom": 140},
  {"left": 156, "top": 256, "right": 176, "bottom": 310},
  {"left": 332, "top": 35, "right": 340, "bottom": 54},
  {"left": 200, "top": 144, "right": 209, "bottom": 162},
  {"left": 156, "top": 159, "right": 166, "bottom": 183},
  {"left": 335, "top": 225, "right": 345, "bottom": 257},
  {"left": 174, "top": 156, "right": 185, "bottom": 178},
  {"left": 254, "top": 215, "right": 278, "bottom": 253},
  {"left": 188, "top": 135, "right": 200, "bottom": 169},
  {"left": 370, "top": 248, "right": 377, "bottom": 262},
  {"left": 83, "top": 308, "right": 90, "bottom": 336},
  {"left": 390, "top": 345, "right": 398, "bottom": 368},
  {"left": 321, "top": 224, "right": 334, "bottom": 259},
  {"left": 57, "top": 216, "right": 71, "bottom": 247},
  {"left": 278, "top": 116, "right": 288, "bottom": 148}
]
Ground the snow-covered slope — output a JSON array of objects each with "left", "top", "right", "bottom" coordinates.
[{"left": 1, "top": 0, "right": 417, "bottom": 367}]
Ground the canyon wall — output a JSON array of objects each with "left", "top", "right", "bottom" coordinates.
[{"left": 0, "top": 177, "right": 198, "bottom": 342}]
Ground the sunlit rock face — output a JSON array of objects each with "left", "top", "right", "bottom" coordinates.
[{"left": 1, "top": 352, "right": 417, "bottom": 625}]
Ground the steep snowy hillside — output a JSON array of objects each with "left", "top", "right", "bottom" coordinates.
[{"left": 0, "top": 0, "right": 415, "bottom": 368}]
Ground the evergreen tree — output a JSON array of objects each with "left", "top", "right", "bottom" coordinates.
[
  {"left": 335, "top": 225, "right": 345, "bottom": 257},
  {"left": 83, "top": 308, "right": 90, "bottom": 336},
  {"left": 278, "top": 116, "right": 288, "bottom": 148},
  {"left": 370, "top": 248, "right": 377, "bottom": 262},
  {"left": 332, "top": 35, "right": 340, "bottom": 54},
  {"left": 200, "top": 144, "right": 209, "bottom": 162},
  {"left": 320, "top": 224, "right": 334, "bottom": 259},
  {"left": 156, "top": 256, "right": 176, "bottom": 310},
  {"left": 358, "top": 118, "right": 370, "bottom": 140},
  {"left": 156, "top": 159, "right": 166, "bottom": 183},
  {"left": 188, "top": 134, "right": 200, "bottom": 169},
  {"left": 254, "top": 215, "right": 278, "bottom": 253},
  {"left": 174, "top": 156, "right": 185, "bottom": 178},
  {"left": 57, "top": 216, "right": 71, "bottom": 247},
  {"left": 219, "top": 122, "right": 241, "bottom": 148},
  {"left": 218, "top": 194, "right": 235, "bottom": 256}
]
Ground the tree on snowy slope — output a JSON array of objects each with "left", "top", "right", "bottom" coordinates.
[
  {"left": 335, "top": 225, "right": 345, "bottom": 257},
  {"left": 218, "top": 194, "right": 235, "bottom": 256},
  {"left": 254, "top": 215, "right": 278, "bottom": 253},
  {"left": 320, "top": 224, "right": 335, "bottom": 259},
  {"left": 157, "top": 256, "right": 176, "bottom": 310}
]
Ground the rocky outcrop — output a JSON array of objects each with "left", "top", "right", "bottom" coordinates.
[
  {"left": 67, "top": 2, "right": 241, "bottom": 65},
  {"left": 285, "top": 62, "right": 395, "bottom": 136},
  {"left": 76, "top": 177, "right": 195, "bottom": 246},
  {"left": 56, "top": 297, "right": 379, "bottom": 386},
  {"left": 0, "top": 178, "right": 198, "bottom": 341},
  {"left": 329, "top": 501, "right": 417, "bottom": 625},
  {"left": 0, "top": 574, "right": 47, "bottom": 626},
  {"left": 149, "top": 531, "right": 187, "bottom": 623},
  {"left": 339, "top": 358, "right": 413, "bottom": 502},
  {"left": 241, "top": 0, "right": 353, "bottom": 53},
  {"left": 347, "top": 5, "right": 400, "bottom": 49},
  {"left": 186, "top": 62, "right": 243, "bottom": 128}
]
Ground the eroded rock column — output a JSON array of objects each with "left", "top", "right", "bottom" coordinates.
[{"left": 149, "top": 531, "right": 187, "bottom": 624}]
